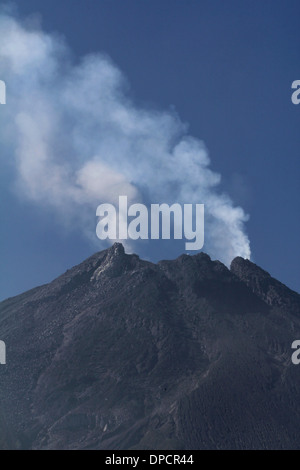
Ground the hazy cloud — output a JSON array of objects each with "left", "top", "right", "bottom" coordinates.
[{"left": 0, "top": 11, "right": 251, "bottom": 265}]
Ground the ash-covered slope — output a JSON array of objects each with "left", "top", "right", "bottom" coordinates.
[{"left": 0, "top": 243, "right": 300, "bottom": 450}]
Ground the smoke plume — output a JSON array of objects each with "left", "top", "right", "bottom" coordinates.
[{"left": 0, "top": 10, "right": 251, "bottom": 265}]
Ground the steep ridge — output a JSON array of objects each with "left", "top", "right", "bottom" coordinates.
[{"left": 231, "top": 257, "right": 300, "bottom": 315}]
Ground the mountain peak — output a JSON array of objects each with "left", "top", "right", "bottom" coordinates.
[
  {"left": 108, "top": 242, "right": 125, "bottom": 256},
  {"left": 230, "top": 256, "right": 270, "bottom": 278},
  {"left": 1, "top": 248, "right": 300, "bottom": 450},
  {"left": 231, "top": 256, "right": 300, "bottom": 314}
]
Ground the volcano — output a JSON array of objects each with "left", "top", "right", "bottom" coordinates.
[{"left": 0, "top": 243, "right": 300, "bottom": 450}]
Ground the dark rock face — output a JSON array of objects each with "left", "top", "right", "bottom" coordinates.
[
  {"left": 0, "top": 244, "right": 300, "bottom": 450},
  {"left": 231, "top": 257, "right": 300, "bottom": 315}
]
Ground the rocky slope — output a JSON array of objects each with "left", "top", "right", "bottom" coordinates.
[{"left": 0, "top": 243, "right": 300, "bottom": 449}]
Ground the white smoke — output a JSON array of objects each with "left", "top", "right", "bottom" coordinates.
[{"left": 0, "top": 11, "right": 251, "bottom": 265}]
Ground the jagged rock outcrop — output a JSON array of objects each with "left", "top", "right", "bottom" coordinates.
[
  {"left": 0, "top": 244, "right": 300, "bottom": 450},
  {"left": 231, "top": 257, "right": 300, "bottom": 314}
]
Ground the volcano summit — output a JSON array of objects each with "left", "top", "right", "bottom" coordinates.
[{"left": 0, "top": 243, "right": 300, "bottom": 450}]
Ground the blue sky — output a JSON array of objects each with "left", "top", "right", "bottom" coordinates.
[{"left": 0, "top": 0, "right": 299, "bottom": 300}]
